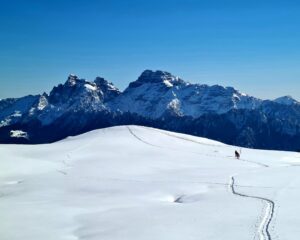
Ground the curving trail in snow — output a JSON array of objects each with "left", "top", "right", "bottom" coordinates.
[
  {"left": 230, "top": 176, "right": 275, "bottom": 240},
  {"left": 151, "top": 127, "right": 270, "bottom": 168},
  {"left": 129, "top": 126, "right": 277, "bottom": 239},
  {"left": 2, "top": 126, "right": 300, "bottom": 240},
  {"left": 127, "top": 126, "right": 161, "bottom": 148}
]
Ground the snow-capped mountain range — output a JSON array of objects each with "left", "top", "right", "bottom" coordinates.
[
  {"left": 0, "top": 70, "right": 300, "bottom": 151},
  {"left": 109, "top": 70, "right": 263, "bottom": 119}
]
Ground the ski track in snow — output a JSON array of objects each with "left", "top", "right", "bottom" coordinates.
[
  {"left": 127, "top": 126, "right": 162, "bottom": 148},
  {"left": 230, "top": 176, "right": 275, "bottom": 240},
  {"left": 4, "top": 126, "right": 299, "bottom": 240},
  {"left": 131, "top": 126, "right": 269, "bottom": 167},
  {"left": 149, "top": 127, "right": 269, "bottom": 168},
  {"left": 56, "top": 169, "right": 67, "bottom": 175},
  {"left": 129, "top": 126, "right": 276, "bottom": 239}
]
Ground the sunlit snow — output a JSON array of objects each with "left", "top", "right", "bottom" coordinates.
[{"left": 1, "top": 126, "right": 300, "bottom": 240}]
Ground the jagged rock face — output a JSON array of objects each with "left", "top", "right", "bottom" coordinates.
[
  {"left": 259, "top": 101, "right": 300, "bottom": 136},
  {"left": 33, "top": 75, "right": 120, "bottom": 126},
  {"left": 111, "top": 70, "right": 262, "bottom": 119},
  {"left": 128, "top": 70, "right": 185, "bottom": 88},
  {"left": 0, "top": 98, "right": 18, "bottom": 111},
  {"left": 94, "top": 77, "right": 121, "bottom": 101},
  {"left": 0, "top": 70, "right": 300, "bottom": 151},
  {"left": 0, "top": 95, "right": 40, "bottom": 127},
  {"left": 0, "top": 75, "right": 121, "bottom": 127},
  {"left": 48, "top": 75, "right": 120, "bottom": 106},
  {"left": 109, "top": 70, "right": 187, "bottom": 118},
  {"left": 49, "top": 75, "right": 101, "bottom": 105}
]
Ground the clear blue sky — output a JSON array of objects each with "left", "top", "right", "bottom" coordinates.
[{"left": 0, "top": 0, "right": 300, "bottom": 100}]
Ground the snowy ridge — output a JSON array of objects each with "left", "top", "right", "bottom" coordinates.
[{"left": 274, "top": 96, "right": 299, "bottom": 105}]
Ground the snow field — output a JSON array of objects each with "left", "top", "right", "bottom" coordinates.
[{"left": 1, "top": 126, "right": 300, "bottom": 240}]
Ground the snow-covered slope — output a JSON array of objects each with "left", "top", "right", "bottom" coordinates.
[{"left": 1, "top": 126, "right": 300, "bottom": 240}]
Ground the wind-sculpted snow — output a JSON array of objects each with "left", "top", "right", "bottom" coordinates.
[{"left": 1, "top": 126, "right": 300, "bottom": 240}]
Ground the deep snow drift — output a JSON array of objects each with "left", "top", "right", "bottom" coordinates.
[{"left": 1, "top": 125, "right": 300, "bottom": 240}]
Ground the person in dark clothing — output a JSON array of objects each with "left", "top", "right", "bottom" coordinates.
[{"left": 235, "top": 150, "right": 240, "bottom": 159}]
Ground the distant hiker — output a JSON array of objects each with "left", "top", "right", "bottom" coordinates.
[{"left": 235, "top": 150, "right": 240, "bottom": 159}]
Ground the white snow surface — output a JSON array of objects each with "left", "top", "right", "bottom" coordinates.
[
  {"left": 1, "top": 125, "right": 300, "bottom": 240},
  {"left": 84, "top": 83, "right": 97, "bottom": 91}
]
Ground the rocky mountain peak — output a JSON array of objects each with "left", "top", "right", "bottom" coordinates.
[
  {"left": 128, "top": 70, "right": 185, "bottom": 88},
  {"left": 274, "top": 96, "right": 299, "bottom": 105},
  {"left": 94, "top": 77, "right": 121, "bottom": 101},
  {"left": 65, "top": 74, "right": 81, "bottom": 86},
  {"left": 94, "top": 76, "right": 108, "bottom": 86}
]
